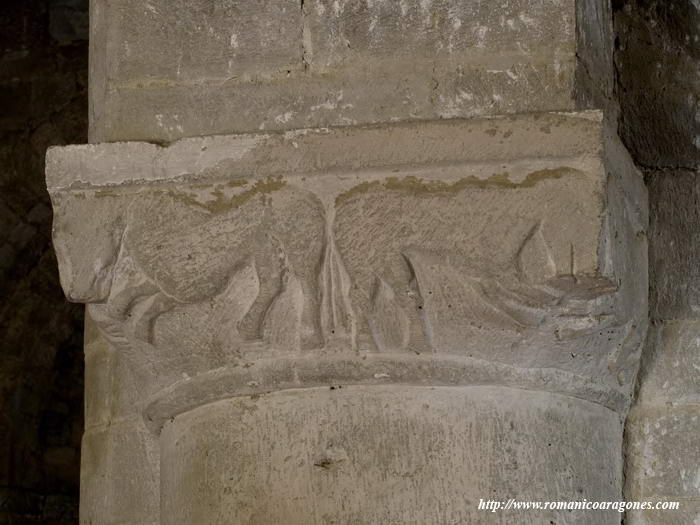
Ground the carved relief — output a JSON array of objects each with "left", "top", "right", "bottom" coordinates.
[
  {"left": 263, "top": 270, "right": 304, "bottom": 351},
  {"left": 49, "top": 115, "right": 644, "bottom": 418},
  {"left": 319, "top": 234, "right": 357, "bottom": 349},
  {"left": 327, "top": 169, "right": 631, "bottom": 373},
  {"left": 517, "top": 222, "right": 557, "bottom": 284},
  {"left": 52, "top": 166, "right": 635, "bottom": 393},
  {"left": 52, "top": 182, "right": 331, "bottom": 388},
  {"left": 368, "top": 277, "right": 410, "bottom": 353},
  {"left": 47, "top": 114, "right": 648, "bottom": 420}
]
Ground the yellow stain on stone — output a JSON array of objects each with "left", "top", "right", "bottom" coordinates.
[
  {"left": 169, "top": 177, "right": 285, "bottom": 214},
  {"left": 335, "top": 168, "right": 578, "bottom": 206}
]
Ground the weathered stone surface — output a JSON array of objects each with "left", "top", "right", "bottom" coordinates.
[
  {"left": 625, "top": 505, "right": 700, "bottom": 525},
  {"left": 84, "top": 312, "right": 152, "bottom": 429},
  {"left": 576, "top": 0, "right": 615, "bottom": 112},
  {"left": 305, "top": 0, "right": 570, "bottom": 68},
  {"left": 615, "top": 1, "right": 700, "bottom": 168},
  {"left": 108, "top": 0, "right": 301, "bottom": 83},
  {"left": 83, "top": 306, "right": 159, "bottom": 525},
  {"left": 647, "top": 169, "right": 700, "bottom": 320},
  {"left": 636, "top": 321, "right": 700, "bottom": 406},
  {"left": 81, "top": 313, "right": 161, "bottom": 525},
  {"left": 48, "top": 112, "right": 647, "bottom": 522},
  {"left": 635, "top": 167, "right": 700, "bottom": 525},
  {"left": 47, "top": 112, "right": 647, "bottom": 418},
  {"left": 624, "top": 319, "right": 700, "bottom": 524},
  {"left": 626, "top": 405, "right": 700, "bottom": 500},
  {"left": 50, "top": 112, "right": 607, "bottom": 190},
  {"left": 80, "top": 417, "right": 159, "bottom": 525},
  {"left": 88, "top": 0, "right": 591, "bottom": 142},
  {"left": 161, "top": 385, "right": 622, "bottom": 525}
]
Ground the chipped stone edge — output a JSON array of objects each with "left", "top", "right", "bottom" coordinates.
[{"left": 46, "top": 111, "right": 604, "bottom": 191}]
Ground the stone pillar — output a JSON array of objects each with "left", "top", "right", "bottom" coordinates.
[
  {"left": 623, "top": 172, "right": 700, "bottom": 524},
  {"left": 48, "top": 112, "right": 647, "bottom": 524},
  {"left": 50, "top": 0, "right": 648, "bottom": 523},
  {"left": 614, "top": 3, "right": 700, "bottom": 522}
]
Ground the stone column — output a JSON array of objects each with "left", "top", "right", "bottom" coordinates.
[
  {"left": 48, "top": 112, "right": 647, "bottom": 524},
  {"left": 50, "top": 0, "right": 647, "bottom": 523},
  {"left": 614, "top": 4, "right": 700, "bottom": 521},
  {"left": 623, "top": 172, "right": 700, "bottom": 523}
]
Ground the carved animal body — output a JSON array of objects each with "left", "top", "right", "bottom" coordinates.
[
  {"left": 53, "top": 172, "right": 630, "bottom": 390},
  {"left": 331, "top": 173, "right": 625, "bottom": 372}
]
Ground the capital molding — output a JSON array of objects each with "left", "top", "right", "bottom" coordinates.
[{"left": 47, "top": 111, "right": 648, "bottom": 429}]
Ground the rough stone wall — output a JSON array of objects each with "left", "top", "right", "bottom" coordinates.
[
  {"left": 623, "top": 170, "right": 700, "bottom": 523},
  {"left": 614, "top": 1, "right": 700, "bottom": 522},
  {"left": 89, "top": 0, "right": 600, "bottom": 143},
  {"left": 615, "top": 1, "right": 700, "bottom": 169},
  {"left": 0, "top": 1, "right": 87, "bottom": 523}
]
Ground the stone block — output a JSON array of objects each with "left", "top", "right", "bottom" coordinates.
[
  {"left": 615, "top": 1, "right": 700, "bottom": 168},
  {"left": 306, "top": 0, "right": 570, "bottom": 67},
  {"left": 625, "top": 504, "right": 700, "bottom": 525},
  {"left": 626, "top": 405, "right": 700, "bottom": 500},
  {"left": 48, "top": 107, "right": 649, "bottom": 522},
  {"left": 637, "top": 320, "right": 700, "bottom": 405},
  {"left": 80, "top": 418, "right": 160, "bottom": 525},
  {"left": 160, "top": 385, "right": 623, "bottom": 525},
  {"left": 89, "top": 0, "right": 592, "bottom": 142},
  {"left": 106, "top": 0, "right": 301, "bottom": 83},
  {"left": 647, "top": 170, "right": 700, "bottom": 320},
  {"left": 575, "top": 0, "right": 615, "bottom": 111}
]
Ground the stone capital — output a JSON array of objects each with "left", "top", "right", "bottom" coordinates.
[{"left": 48, "top": 111, "right": 647, "bottom": 432}]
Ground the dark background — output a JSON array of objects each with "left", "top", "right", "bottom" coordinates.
[{"left": 1, "top": 1, "right": 87, "bottom": 523}]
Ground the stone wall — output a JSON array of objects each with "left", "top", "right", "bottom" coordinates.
[
  {"left": 88, "top": 0, "right": 613, "bottom": 143},
  {"left": 615, "top": 0, "right": 700, "bottom": 169},
  {"left": 614, "top": 1, "right": 700, "bottom": 522},
  {"left": 0, "top": 1, "right": 87, "bottom": 523}
]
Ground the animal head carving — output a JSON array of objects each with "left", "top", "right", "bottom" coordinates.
[{"left": 51, "top": 194, "right": 125, "bottom": 303}]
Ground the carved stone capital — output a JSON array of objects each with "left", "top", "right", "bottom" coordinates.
[{"left": 47, "top": 111, "right": 647, "bottom": 430}]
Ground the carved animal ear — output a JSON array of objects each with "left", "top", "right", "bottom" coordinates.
[
  {"left": 212, "top": 261, "right": 260, "bottom": 347},
  {"left": 517, "top": 222, "right": 557, "bottom": 284},
  {"left": 368, "top": 277, "right": 410, "bottom": 353},
  {"left": 262, "top": 271, "right": 304, "bottom": 351}
]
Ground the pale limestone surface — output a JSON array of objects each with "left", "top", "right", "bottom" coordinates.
[
  {"left": 47, "top": 112, "right": 647, "bottom": 414},
  {"left": 161, "top": 386, "right": 622, "bottom": 525},
  {"left": 81, "top": 313, "right": 160, "bottom": 525},
  {"left": 623, "top": 168, "right": 700, "bottom": 525},
  {"left": 88, "top": 0, "right": 582, "bottom": 142},
  {"left": 624, "top": 321, "right": 700, "bottom": 524},
  {"left": 46, "top": 112, "right": 648, "bottom": 523},
  {"left": 625, "top": 405, "right": 700, "bottom": 523},
  {"left": 636, "top": 321, "right": 700, "bottom": 407}
]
